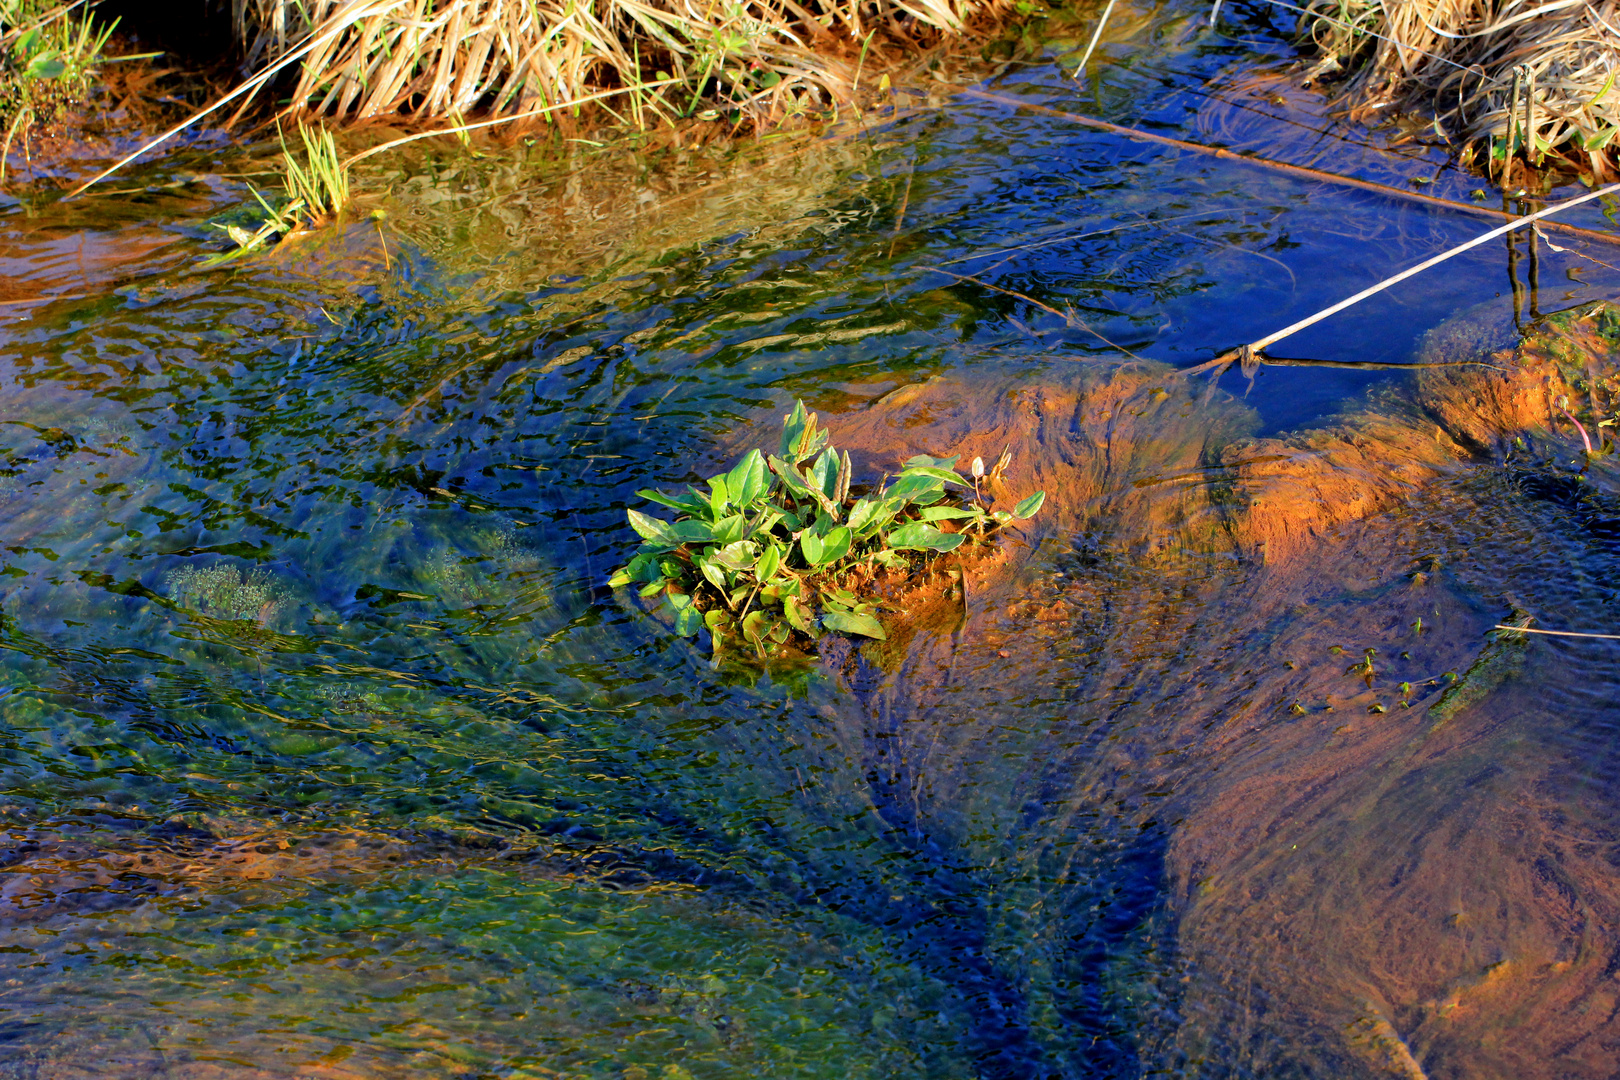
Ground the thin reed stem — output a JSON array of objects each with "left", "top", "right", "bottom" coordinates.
[
  {"left": 1074, "top": 0, "right": 1119, "bottom": 77},
  {"left": 1237, "top": 181, "right": 1620, "bottom": 359}
]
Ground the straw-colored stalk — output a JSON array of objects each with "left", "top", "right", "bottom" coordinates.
[
  {"left": 228, "top": 0, "right": 1006, "bottom": 132},
  {"left": 1299, "top": 0, "right": 1620, "bottom": 178}
]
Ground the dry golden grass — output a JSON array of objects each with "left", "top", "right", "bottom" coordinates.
[
  {"left": 1300, "top": 0, "right": 1620, "bottom": 179},
  {"left": 228, "top": 0, "right": 1007, "bottom": 132}
]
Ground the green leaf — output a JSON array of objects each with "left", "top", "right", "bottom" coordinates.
[
  {"left": 904, "top": 453, "right": 960, "bottom": 470},
  {"left": 711, "top": 541, "right": 757, "bottom": 572},
  {"left": 711, "top": 514, "right": 745, "bottom": 544},
  {"left": 707, "top": 474, "right": 730, "bottom": 517},
  {"left": 768, "top": 504, "right": 802, "bottom": 532},
  {"left": 671, "top": 519, "right": 715, "bottom": 543},
  {"left": 813, "top": 526, "right": 851, "bottom": 567},
  {"left": 638, "top": 488, "right": 708, "bottom": 516},
  {"left": 698, "top": 558, "right": 728, "bottom": 591},
  {"left": 784, "top": 594, "right": 815, "bottom": 634},
  {"left": 725, "top": 449, "right": 768, "bottom": 507},
  {"left": 742, "top": 609, "right": 777, "bottom": 648},
  {"left": 795, "top": 412, "right": 828, "bottom": 459},
  {"left": 845, "top": 498, "right": 895, "bottom": 536},
  {"left": 627, "top": 509, "right": 679, "bottom": 546},
  {"left": 810, "top": 447, "right": 839, "bottom": 499},
  {"left": 27, "top": 55, "right": 66, "bottom": 80},
  {"left": 884, "top": 472, "right": 944, "bottom": 503},
  {"left": 900, "top": 465, "right": 967, "bottom": 487},
  {"left": 639, "top": 580, "right": 665, "bottom": 597},
  {"left": 919, "top": 506, "right": 981, "bottom": 521},
  {"left": 609, "top": 552, "right": 660, "bottom": 587},
  {"left": 675, "top": 606, "right": 703, "bottom": 637},
  {"left": 1011, "top": 491, "right": 1046, "bottom": 519},
  {"left": 744, "top": 507, "right": 781, "bottom": 540},
  {"left": 756, "top": 543, "right": 781, "bottom": 581},
  {"left": 778, "top": 400, "right": 810, "bottom": 459},
  {"left": 1584, "top": 124, "right": 1619, "bottom": 151},
  {"left": 800, "top": 530, "right": 824, "bottom": 566},
  {"left": 822, "top": 586, "right": 860, "bottom": 609},
  {"left": 769, "top": 455, "right": 836, "bottom": 515},
  {"left": 822, "top": 609, "right": 887, "bottom": 639},
  {"left": 704, "top": 609, "right": 732, "bottom": 632},
  {"left": 889, "top": 523, "right": 965, "bottom": 552}
]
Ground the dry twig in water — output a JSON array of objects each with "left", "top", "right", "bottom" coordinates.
[{"left": 1192, "top": 180, "right": 1620, "bottom": 374}]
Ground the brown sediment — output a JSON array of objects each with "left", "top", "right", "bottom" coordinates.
[
  {"left": 1140, "top": 313, "right": 1620, "bottom": 1077},
  {"left": 779, "top": 305, "right": 1620, "bottom": 1076},
  {"left": 818, "top": 360, "right": 1257, "bottom": 555},
  {"left": 1415, "top": 300, "right": 1620, "bottom": 453},
  {"left": 0, "top": 824, "right": 519, "bottom": 922}
]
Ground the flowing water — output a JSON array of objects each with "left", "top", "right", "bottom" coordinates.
[{"left": 3, "top": 2, "right": 1620, "bottom": 1077}]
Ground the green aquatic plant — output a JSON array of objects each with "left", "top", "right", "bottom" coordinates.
[
  {"left": 278, "top": 121, "right": 349, "bottom": 223},
  {"left": 204, "top": 123, "right": 349, "bottom": 266},
  {"left": 610, "top": 400, "right": 1044, "bottom": 660}
]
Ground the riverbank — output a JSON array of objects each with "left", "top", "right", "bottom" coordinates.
[{"left": 1297, "top": 0, "right": 1620, "bottom": 184}]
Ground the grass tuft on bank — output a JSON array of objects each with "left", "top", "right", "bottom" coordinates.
[
  {"left": 1, "top": 0, "right": 120, "bottom": 154},
  {"left": 229, "top": 0, "right": 1009, "bottom": 132},
  {"left": 1298, "top": 0, "right": 1620, "bottom": 182}
]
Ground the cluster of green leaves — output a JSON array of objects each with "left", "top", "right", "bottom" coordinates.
[{"left": 610, "top": 401, "right": 1045, "bottom": 660}]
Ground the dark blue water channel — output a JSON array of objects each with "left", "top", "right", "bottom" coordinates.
[{"left": 2, "top": 1, "right": 1620, "bottom": 1076}]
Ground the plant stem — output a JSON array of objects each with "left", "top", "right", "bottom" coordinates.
[{"left": 1558, "top": 404, "right": 1594, "bottom": 453}]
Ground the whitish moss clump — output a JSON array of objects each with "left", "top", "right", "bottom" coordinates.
[{"left": 165, "top": 564, "right": 287, "bottom": 623}]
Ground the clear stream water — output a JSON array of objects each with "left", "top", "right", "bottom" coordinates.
[{"left": 2, "top": 2, "right": 1620, "bottom": 1077}]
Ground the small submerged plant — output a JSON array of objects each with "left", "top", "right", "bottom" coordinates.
[
  {"left": 205, "top": 122, "right": 350, "bottom": 265},
  {"left": 609, "top": 401, "right": 1044, "bottom": 662}
]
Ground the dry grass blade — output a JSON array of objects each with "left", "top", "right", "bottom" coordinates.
[
  {"left": 65, "top": 1, "right": 413, "bottom": 197},
  {"left": 1073, "top": 0, "right": 1120, "bottom": 77},
  {"left": 1492, "top": 624, "right": 1620, "bottom": 639}
]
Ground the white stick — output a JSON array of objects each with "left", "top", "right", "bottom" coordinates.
[
  {"left": 1247, "top": 181, "right": 1620, "bottom": 355},
  {"left": 1493, "top": 624, "right": 1620, "bottom": 640},
  {"left": 1075, "top": 0, "right": 1121, "bottom": 78}
]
